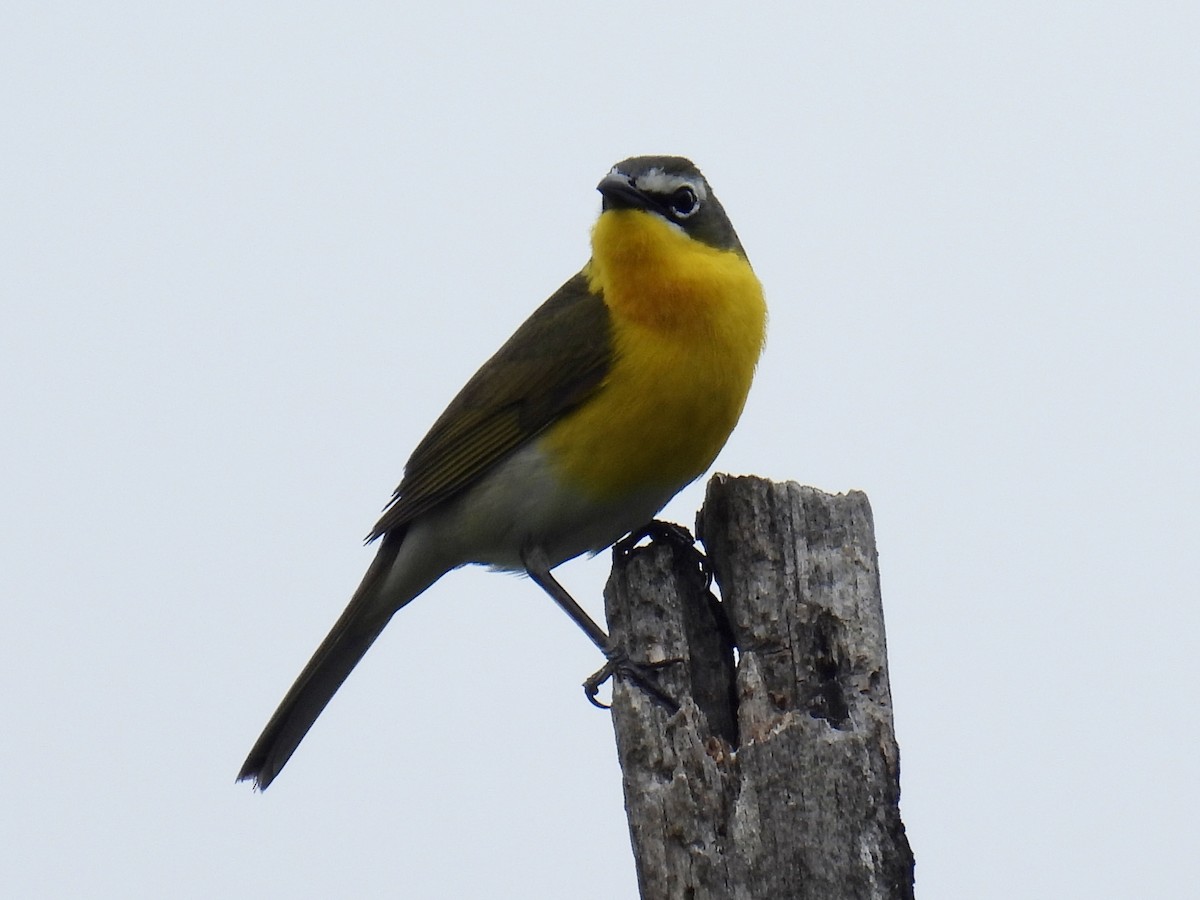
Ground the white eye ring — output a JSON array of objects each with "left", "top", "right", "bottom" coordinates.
[{"left": 668, "top": 185, "right": 699, "bottom": 219}]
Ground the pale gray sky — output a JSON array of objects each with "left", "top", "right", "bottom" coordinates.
[{"left": 3, "top": 2, "right": 1197, "bottom": 897}]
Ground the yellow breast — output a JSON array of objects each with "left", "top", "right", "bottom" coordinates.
[{"left": 542, "top": 209, "right": 767, "bottom": 502}]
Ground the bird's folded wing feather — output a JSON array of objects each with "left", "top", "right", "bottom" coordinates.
[{"left": 367, "top": 272, "right": 612, "bottom": 540}]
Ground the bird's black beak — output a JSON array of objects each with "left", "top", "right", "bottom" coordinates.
[{"left": 597, "top": 172, "right": 652, "bottom": 212}]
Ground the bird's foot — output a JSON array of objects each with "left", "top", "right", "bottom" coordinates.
[
  {"left": 614, "top": 519, "right": 713, "bottom": 591},
  {"left": 584, "top": 651, "right": 682, "bottom": 714}
]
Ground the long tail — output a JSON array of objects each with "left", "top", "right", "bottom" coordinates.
[{"left": 238, "top": 531, "right": 408, "bottom": 790}]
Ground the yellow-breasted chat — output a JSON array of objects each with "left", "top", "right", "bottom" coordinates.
[{"left": 238, "top": 156, "right": 767, "bottom": 790}]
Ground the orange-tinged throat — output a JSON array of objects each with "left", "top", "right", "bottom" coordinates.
[{"left": 541, "top": 209, "right": 767, "bottom": 503}]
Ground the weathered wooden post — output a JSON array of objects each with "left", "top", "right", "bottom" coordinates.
[{"left": 605, "top": 475, "right": 914, "bottom": 900}]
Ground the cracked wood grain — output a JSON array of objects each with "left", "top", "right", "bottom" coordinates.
[{"left": 605, "top": 475, "right": 915, "bottom": 900}]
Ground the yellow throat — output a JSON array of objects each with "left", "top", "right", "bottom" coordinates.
[{"left": 542, "top": 207, "right": 767, "bottom": 501}]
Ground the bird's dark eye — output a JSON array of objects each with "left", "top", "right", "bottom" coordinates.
[{"left": 668, "top": 186, "right": 699, "bottom": 218}]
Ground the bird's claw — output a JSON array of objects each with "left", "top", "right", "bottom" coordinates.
[
  {"left": 583, "top": 652, "right": 682, "bottom": 714},
  {"left": 614, "top": 519, "right": 713, "bottom": 591},
  {"left": 583, "top": 659, "right": 618, "bottom": 709}
]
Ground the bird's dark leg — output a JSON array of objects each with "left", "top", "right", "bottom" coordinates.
[
  {"left": 522, "top": 547, "right": 610, "bottom": 654},
  {"left": 521, "top": 546, "right": 680, "bottom": 714}
]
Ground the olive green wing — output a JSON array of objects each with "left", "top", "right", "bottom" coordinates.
[{"left": 367, "top": 271, "right": 612, "bottom": 541}]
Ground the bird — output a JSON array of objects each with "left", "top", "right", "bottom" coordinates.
[{"left": 238, "top": 155, "right": 767, "bottom": 790}]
